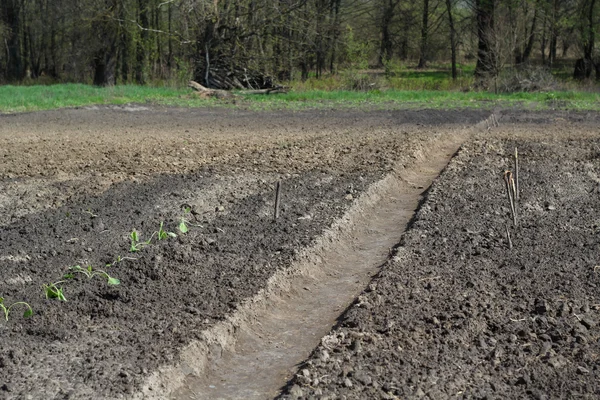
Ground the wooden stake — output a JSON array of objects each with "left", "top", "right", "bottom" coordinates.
[
  {"left": 504, "top": 171, "right": 517, "bottom": 227},
  {"left": 514, "top": 147, "right": 519, "bottom": 201},
  {"left": 505, "top": 225, "right": 513, "bottom": 250},
  {"left": 274, "top": 181, "right": 282, "bottom": 220},
  {"left": 510, "top": 175, "right": 517, "bottom": 221}
]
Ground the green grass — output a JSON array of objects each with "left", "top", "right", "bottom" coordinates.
[
  {"left": 0, "top": 82, "right": 599, "bottom": 114},
  {"left": 0, "top": 84, "right": 206, "bottom": 113},
  {"left": 239, "top": 89, "right": 600, "bottom": 111}
]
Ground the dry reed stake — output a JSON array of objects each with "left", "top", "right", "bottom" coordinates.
[
  {"left": 504, "top": 171, "right": 517, "bottom": 227},
  {"left": 510, "top": 174, "right": 518, "bottom": 222},
  {"left": 274, "top": 181, "right": 282, "bottom": 220},
  {"left": 514, "top": 147, "right": 519, "bottom": 201},
  {"left": 505, "top": 225, "right": 513, "bottom": 250}
]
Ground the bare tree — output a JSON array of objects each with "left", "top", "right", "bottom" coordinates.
[
  {"left": 445, "top": 0, "right": 457, "bottom": 79},
  {"left": 574, "top": 0, "right": 598, "bottom": 79}
]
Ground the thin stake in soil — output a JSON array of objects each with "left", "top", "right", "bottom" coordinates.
[
  {"left": 505, "top": 225, "right": 513, "bottom": 250},
  {"left": 274, "top": 181, "right": 282, "bottom": 220},
  {"left": 514, "top": 147, "right": 519, "bottom": 201},
  {"left": 504, "top": 170, "right": 517, "bottom": 227}
]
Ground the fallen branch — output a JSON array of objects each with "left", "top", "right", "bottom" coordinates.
[
  {"left": 239, "top": 87, "right": 289, "bottom": 95},
  {"left": 188, "top": 81, "right": 288, "bottom": 98},
  {"left": 188, "top": 81, "right": 234, "bottom": 99}
]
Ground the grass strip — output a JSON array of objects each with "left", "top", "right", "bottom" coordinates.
[{"left": 0, "top": 84, "right": 598, "bottom": 113}]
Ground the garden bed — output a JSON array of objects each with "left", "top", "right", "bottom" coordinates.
[
  {"left": 0, "top": 106, "right": 484, "bottom": 399},
  {"left": 280, "top": 136, "right": 600, "bottom": 399}
]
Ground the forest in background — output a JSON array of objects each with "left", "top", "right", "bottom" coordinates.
[{"left": 0, "top": 0, "right": 599, "bottom": 89}]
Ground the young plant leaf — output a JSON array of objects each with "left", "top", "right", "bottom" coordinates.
[
  {"left": 107, "top": 277, "right": 120, "bottom": 285},
  {"left": 44, "top": 282, "right": 67, "bottom": 302},
  {"left": 179, "top": 220, "right": 188, "bottom": 234},
  {"left": 23, "top": 308, "right": 33, "bottom": 318},
  {"left": 167, "top": 232, "right": 177, "bottom": 238}
]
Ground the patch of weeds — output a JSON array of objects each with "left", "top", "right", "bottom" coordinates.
[
  {"left": 65, "top": 265, "right": 120, "bottom": 285},
  {"left": 158, "top": 221, "right": 177, "bottom": 240},
  {"left": 0, "top": 297, "right": 33, "bottom": 321},
  {"left": 44, "top": 281, "right": 67, "bottom": 301}
]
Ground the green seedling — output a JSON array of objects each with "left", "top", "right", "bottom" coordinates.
[
  {"left": 158, "top": 221, "right": 177, "bottom": 240},
  {"left": 179, "top": 217, "right": 189, "bottom": 234},
  {"left": 0, "top": 297, "right": 33, "bottom": 321},
  {"left": 130, "top": 229, "right": 140, "bottom": 252},
  {"left": 105, "top": 255, "right": 137, "bottom": 267},
  {"left": 130, "top": 229, "right": 153, "bottom": 252},
  {"left": 44, "top": 281, "right": 67, "bottom": 301},
  {"left": 179, "top": 204, "right": 203, "bottom": 231},
  {"left": 178, "top": 207, "right": 194, "bottom": 233},
  {"left": 66, "top": 265, "right": 120, "bottom": 285}
]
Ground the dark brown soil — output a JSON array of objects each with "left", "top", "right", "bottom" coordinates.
[
  {"left": 0, "top": 106, "right": 487, "bottom": 399},
  {"left": 279, "top": 136, "right": 600, "bottom": 400}
]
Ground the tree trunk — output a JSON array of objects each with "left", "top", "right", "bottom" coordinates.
[
  {"left": 516, "top": 1, "right": 538, "bottom": 65},
  {"left": 167, "top": 1, "right": 172, "bottom": 69},
  {"left": 540, "top": 14, "right": 547, "bottom": 64},
  {"left": 135, "top": 0, "right": 149, "bottom": 84},
  {"left": 474, "top": 0, "right": 496, "bottom": 79},
  {"left": 574, "top": 0, "right": 596, "bottom": 79},
  {"left": 93, "top": 52, "right": 116, "bottom": 86},
  {"left": 417, "top": 0, "right": 430, "bottom": 68},
  {"left": 445, "top": 0, "right": 457, "bottom": 80},
  {"left": 2, "top": 0, "right": 24, "bottom": 81},
  {"left": 378, "top": 0, "right": 400, "bottom": 65},
  {"left": 92, "top": 0, "right": 119, "bottom": 86}
]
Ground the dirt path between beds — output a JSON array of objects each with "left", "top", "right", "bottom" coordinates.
[{"left": 170, "top": 131, "right": 466, "bottom": 400}]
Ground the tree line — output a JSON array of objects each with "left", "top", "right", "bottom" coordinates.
[{"left": 0, "top": 0, "right": 598, "bottom": 88}]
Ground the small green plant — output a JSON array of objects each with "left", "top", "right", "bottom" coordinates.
[
  {"left": 178, "top": 207, "right": 195, "bottom": 233},
  {"left": 158, "top": 221, "right": 177, "bottom": 240},
  {"left": 130, "top": 229, "right": 141, "bottom": 252},
  {"left": 130, "top": 229, "right": 153, "bottom": 252},
  {"left": 0, "top": 297, "right": 33, "bottom": 321},
  {"left": 65, "top": 265, "right": 120, "bottom": 285},
  {"left": 105, "top": 255, "right": 138, "bottom": 267},
  {"left": 179, "top": 217, "right": 189, "bottom": 234},
  {"left": 44, "top": 282, "right": 67, "bottom": 301}
]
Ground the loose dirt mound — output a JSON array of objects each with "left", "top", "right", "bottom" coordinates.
[{"left": 280, "top": 137, "right": 600, "bottom": 399}]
